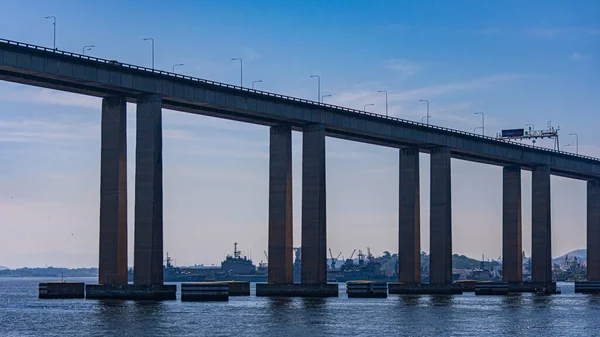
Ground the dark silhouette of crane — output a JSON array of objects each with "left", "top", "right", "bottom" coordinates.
[{"left": 329, "top": 249, "right": 342, "bottom": 270}]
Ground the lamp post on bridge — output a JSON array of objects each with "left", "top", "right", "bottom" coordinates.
[
  {"left": 310, "top": 75, "right": 321, "bottom": 102},
  {"left": 82, "top": 45, "right": 95, "bottom": 55},
  {"left": 45, "top": 16, "right": 56, "bottom": 50},
  {"left": 143, "top": 38, "right": 155, "bottom": 70},
  {"left": 474, "top": 112, "right": 485, "bottom": 136},
  {"left": 377, "top": 90, "right": 388, "bottom": 116},
  {"left": 321, "top": 94, "right": 331, "bottom": 103},
  {"left": 172, "top": 63, "right": 184, "bottom": 73},
  {"left": 364, "top": 103, "right": 375, "bottom": 112},
  {"left": 562, "top": 144, "right": 572, "bottom": 152},
  {"left": 231, "top": 58, "right": 243, "bottom": 87},
  {"left": 252, "top": 80, "right": 263, "bottom": 89},
  {"left": 419, "top": 99, "right": 430, "bottom": 125},
  {"left": 569, "top": 133, "right": 579, "bottom": 154}
]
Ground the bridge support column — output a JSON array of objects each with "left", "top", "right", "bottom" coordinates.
[
  {"left": 259, "top": 124, "right": 337, "bottom": 297},
  {"left": 588, "top": 180, "right": 600, "bottom": 281},
  {"left": 267, "top": 125, "right": 294, "bottom": 284},
  {"left": 429, "top": 147, "right": 453, "bottom": 285},
  {"left": 106, "top": 93, "right": 173, "bottom": 300},
  {"left": 398, "top": 147, "right": 421, "bottom": 284},
  {"left": 531, "top": 165, "right": 553, "bottom": 290},
  {"left": 301, "top": 124, "right": 327, "bottom": 285},
  {"left": 502, "top": 166, "right": 522, "bottom": 284},
  {"left": 98, "top": 97, "right": 128, "bottom": 285}
]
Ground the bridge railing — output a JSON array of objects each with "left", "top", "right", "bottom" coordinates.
[{"left": 1, "top": 38, "right": 598, "bottom": 163}]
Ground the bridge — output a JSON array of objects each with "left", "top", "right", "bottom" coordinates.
[{"left": 1, "top": 38, "right": 598, "bottom": 297}]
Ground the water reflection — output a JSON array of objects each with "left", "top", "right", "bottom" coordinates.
[
  {"left": 501, "top": 293, "right": 523, "bottom": 308},
  {"left": 397, "top": 295, "right": 420, "bottom": 306},
  {"left": 429, "top": 295, "right": 453, "bottom": 307},
  {"left": 301, "top": 298, "right": 327, "bottom": 309}
]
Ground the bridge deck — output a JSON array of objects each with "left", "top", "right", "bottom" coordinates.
[{"left": 0, "top": 38, "right": 598, "bottom": 180}]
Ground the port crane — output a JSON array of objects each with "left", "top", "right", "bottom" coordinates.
[
  {"left": 329, "top": 249, "right": 342, "bottom": 269},
  {"left": 342, "top": 249, "right": 356, "bottom": 269}
]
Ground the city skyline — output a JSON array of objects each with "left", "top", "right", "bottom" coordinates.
[{"left": 1, "top": 1, "right": 599, "bottom": 268}]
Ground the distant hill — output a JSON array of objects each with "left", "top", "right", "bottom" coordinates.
[
  {"left": 419, "top": 253, "right": 500, "bottom": 271},
  {"left": 0, "top": 266, "right": 7, "bottom": 271},
  {"left": 553, "top": 249, "right": 586, "bottom": 265}
]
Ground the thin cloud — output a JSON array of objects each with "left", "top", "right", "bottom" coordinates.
[
  {"left": 570, "top": 52, "right": 591, "bottom": 60},
  {"left": 526, "top": 27, "right": 600, "bottom": 38},
  {"left": 383, "top": 59, "right": 421, "bottom": 78},
  {"left": 0, "top": 85, "right": 100, "bottom": 109}
]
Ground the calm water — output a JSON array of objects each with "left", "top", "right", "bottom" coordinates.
[{"left": 0, "top": 278, "right": 599, "bottom": 337}]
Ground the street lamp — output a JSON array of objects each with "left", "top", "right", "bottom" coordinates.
[
  {"left": 321, "top": 94, "right": 332, "bottom": 102},
  {"left": 569, "top": 133, "right": 579, "bottom": 154},
  {"left": 172, "top": 63, "right": 184, "bottom": 73},
  {"left": 310, "top": 75, "right": 321, "bottom": 102},
  {"left": 231, "top": 58, "right": 243, "bottom": 87},
  {"left": 377, "top": 90, "right": 388, "bottom": 116},
  {"left": 364, "top": 103, "right": 375, "bottom": 112},
  {"left": 143, "top": 38, "right": 155, "bottom": 69},
  {"left": 562, "top": 144, "right": 572, "bottom": 152},
  {"left": 45, "top": 16, "right": 56, "bottom": 50},
  {"left": 474, "top": 112, "right": 485, "bottom": 136},
  {"left": 419, "top": 99, "right": 430, "bottom": 125},
  {"left": 252, "top": 80, "right": 263, "bottom": 89},
  {"left": 82, "top": 45, "right": 94, "bottom": 55}
]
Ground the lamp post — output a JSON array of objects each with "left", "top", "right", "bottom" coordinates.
[
  {"left": 172, "top": 63, "right": 184, "bottom": 73},
  {"left": 377, "top": 90, "right": 388, "bottom": 116},
  {"left": 364, "top": 103, "right": 375, "bottom": 112},
  {"left": 310, "top": 75, "right": 321, "bottom": 102},
  {"left": 82, "top": 45, "right": 94, "bottom": 55},
  {"left": 321, "top": 94, "right": 332, "bottom": 102},
  {"left": 231, "top": 58, "right": 243, "bottom": 87},
  {"left": 562, "top": 144, "right": 572, "bottom": 152},
  {"left": 143, "top": 38, "right": 154, "bottom": 69},
  {"left": 252, "top": 80, "right": 262, "bottom": 89},
  {"left": 474, "top": 112, "right": 485, "bottom": 136},
  {"left": 45, "top": 16, "right": 56, "bottom": 49},
  {"left": 419, "top": 99, "right": 430, "bottom": 125},
  {"left": 569, "top": 133, "right": 579, "bottom": 154}
]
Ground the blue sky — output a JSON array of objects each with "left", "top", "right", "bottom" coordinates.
[{"left": 0, "top": 1, "right": 598, "bottom": 267}]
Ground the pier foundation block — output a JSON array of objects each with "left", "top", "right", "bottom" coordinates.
[
  {"left": 39, "top": 282, "right": 85, "bottom": 299},
  {"left": 347, "top": 281, "right": 387, "bottom": 298},
  {"left": 256, "top": 283, "right": 338, "bottom": 297},
  {"left": 181, "top": 282, "right": 228, "bottom": 301},
  {"left": 388, "top": 283, "right": 463, "bottom": 295},
  {"left": 85, "top": 284, "right": 176, "bottom": 300}
]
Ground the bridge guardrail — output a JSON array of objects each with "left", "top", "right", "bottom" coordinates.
[{"left": 1, "top": 38, "right": 597, "bottom": 163}]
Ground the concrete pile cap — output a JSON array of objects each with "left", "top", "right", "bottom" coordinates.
[{"left": 184, "top": 282, "right": 230, "bottom": 285}]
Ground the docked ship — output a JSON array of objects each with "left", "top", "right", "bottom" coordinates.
[{"left": 127, "top": 243, "right": 268, "bottom": 282}]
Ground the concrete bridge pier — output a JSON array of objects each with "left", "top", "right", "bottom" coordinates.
[
  {"left": 98, "top": 97, "right": 129, "bottom": 286},
  {"left": 576, "top": 180, "right": 600, "bottom": 293},
  {"left": 86, "top": 97, "right": 129, "bottom": 298},
  {"left": 258, "top": 124, "right": 336, "bottom": 297},
  {"left": 256, "top": 125, "right": 297, "bottom": 296},
  {"left": 531, "top": 165, "right": 555, "bottom": 293},
  {"left": 87, "top": 94, "right": 175, "bottom": 300},
  {"left": 428, "top": 147, "right": 460, "bottom": 294},
  {"left": 502, "top": 166, "right": 523, "bottom": 289},
  {"left": 390, "top": 147, "right": 462, "bottom": 295},
  {"left": 397, "top": 147, "right": 421, "bottom": 285},
  {"left": 588, "top": 180, "right": 600, "bottom": 281}
]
